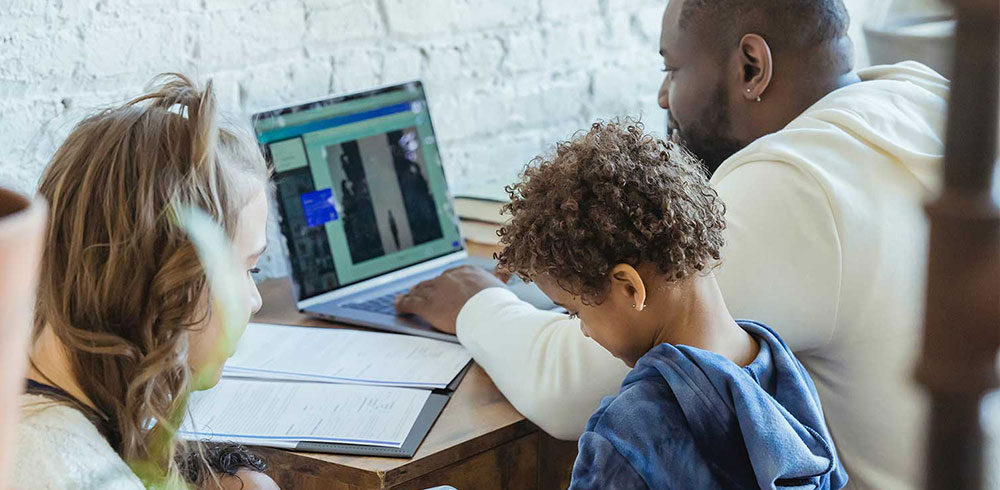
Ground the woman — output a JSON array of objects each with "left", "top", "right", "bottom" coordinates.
[{"left": 14, "top": 74, "right": 273, "bottom": 489}]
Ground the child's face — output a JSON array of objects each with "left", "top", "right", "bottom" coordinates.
[{"left": 534, "top": 269, "right": 654, "bottom": 367}]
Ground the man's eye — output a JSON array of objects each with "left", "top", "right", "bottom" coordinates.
[
  {"left": 568, "top": 312, "right": 579, "bottom": 320},
  {"left": 249, "top": 267, "right": 261, "bottom": 275}
]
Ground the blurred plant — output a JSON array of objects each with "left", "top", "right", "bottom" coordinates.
[{"left": 127, "top": 205, "right": 247, "bottom": 489}]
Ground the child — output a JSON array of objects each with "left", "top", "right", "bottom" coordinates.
[
  {"left": 495, "top": 120, "right": 848, "bottom": 489},
  {"left": 180, "top": 443, "right": 279, "bottom": 490}
]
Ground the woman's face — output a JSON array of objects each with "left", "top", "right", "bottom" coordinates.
[{"left": 187, "top": 186, "right": 268, "bottom": 390}]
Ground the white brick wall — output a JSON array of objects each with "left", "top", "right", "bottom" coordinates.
[{"left": 0, "top": 0, "right": 887, "bottom": 277}]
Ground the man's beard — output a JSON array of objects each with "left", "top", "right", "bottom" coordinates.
[{"left": 668, "top": 84, "right": 745, "bottom": 176}]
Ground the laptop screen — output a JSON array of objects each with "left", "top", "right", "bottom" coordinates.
[{"left": 254, "top": 82, "right": 463, "bottom": 301}]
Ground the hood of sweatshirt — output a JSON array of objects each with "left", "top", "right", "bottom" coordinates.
[
  {"left": 626, "top": 321, "right": 848, "bottom": 490},
  {"left": 720, "top": 61, "right": 949, "bottom": 194}
]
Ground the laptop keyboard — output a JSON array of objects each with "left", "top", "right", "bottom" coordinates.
[{"left": 342, "top": 289, "right": 409, "bottom": 315}]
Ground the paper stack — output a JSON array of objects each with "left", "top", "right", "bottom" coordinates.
[
  {"left": 222, "top": 323, "right": 472, "bottom": 389},
  {"left": 180, "top": 323, "right": 472, "bottom": 452}
]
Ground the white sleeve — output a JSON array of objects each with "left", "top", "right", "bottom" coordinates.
[
  {"left": 712, "top": 160, "right": 843, "bottom": 351},
  {"left": 456, "top": 288, "right": 630, "bottom": 440}
]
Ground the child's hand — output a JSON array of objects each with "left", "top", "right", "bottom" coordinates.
[
  {"left": 395, "top": 266, "right": 507, "bottom": 334},
  {"left": 217, "top": 469, "right": 280, "bottom": 490}
]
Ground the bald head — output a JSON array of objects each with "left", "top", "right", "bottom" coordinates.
[
  {"left": 680, "top": 0, "right": 851, "bottom": 55},
  {"left": 657, "top": 0, "right": 860, "bottom": 173}
]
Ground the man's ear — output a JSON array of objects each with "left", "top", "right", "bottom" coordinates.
[
  {"left": 738, "top": 33, "right": 773, "bottom": 102},
  {"left": 610, "top": 264, "right": 647, "bottom": 312}
]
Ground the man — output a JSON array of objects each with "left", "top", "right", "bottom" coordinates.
[{"left": 396, "top": 1, "right": 949, "bottom": 489}]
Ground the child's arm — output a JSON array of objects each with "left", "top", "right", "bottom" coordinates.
[
  {"left": 568, "top": 432, "right": 648, "bottom": 489},
  {"left": 456, "top": 288, "right": 630, "bottom": 440}
]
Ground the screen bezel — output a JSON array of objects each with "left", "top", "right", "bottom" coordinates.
[{"left": 252, "top": 80, "right": 466, "bottom": 303}]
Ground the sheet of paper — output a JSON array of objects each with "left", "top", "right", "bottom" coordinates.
[
  {"left": 222, "top": 323, "right": 471, "bottom": 389},
  {"left": 179, "top": 378, "right": 430, "bottom": 448}
]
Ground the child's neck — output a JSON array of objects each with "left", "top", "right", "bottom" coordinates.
[{"left": 650, "top": 275, "right": 759, "bottom": 367}]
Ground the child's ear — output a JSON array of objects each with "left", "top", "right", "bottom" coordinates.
[{"left": 610, "top": 264, "right": 647, "bottom": 312}]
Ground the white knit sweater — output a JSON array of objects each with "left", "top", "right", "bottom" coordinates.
[{"left": 12, "top": 394, "right": 144, "bottom": 490}]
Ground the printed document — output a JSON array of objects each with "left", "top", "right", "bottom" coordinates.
[
  {"left": 222, "top": 323, "right": 471, "bottom": 389},
  {"left": 179, "top": 378, "right": 431, "bottom": 448}
]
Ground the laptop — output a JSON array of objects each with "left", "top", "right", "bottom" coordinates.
[{"left": 252, "top": 81, "right": 556, "bottom": 343}]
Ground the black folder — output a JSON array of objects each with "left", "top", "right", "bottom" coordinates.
[{"left": 289, "top": 361, "right": 471, "bottom": 458}]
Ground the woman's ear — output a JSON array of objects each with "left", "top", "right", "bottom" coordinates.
[
  {"left": 738, "top": 33, "right": 773, "bottom": 102},
  {"left": 610, "top": 264, "right": 647, "bottom": 312}
]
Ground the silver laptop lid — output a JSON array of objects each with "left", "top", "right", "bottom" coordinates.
[{"left": 253, "top": 81, "right": 465, "bottom": 305}]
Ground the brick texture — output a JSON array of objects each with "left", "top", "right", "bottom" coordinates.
[{"left": 0, "top": 0, "right": 878, "bottom": 277}]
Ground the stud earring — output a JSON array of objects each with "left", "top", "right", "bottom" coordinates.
[
  {"left": 756, "top": 95, "right": 762, "bottom": 102},
  {"left": 632, "top": 304, "right": 636, "bottom": 308}
]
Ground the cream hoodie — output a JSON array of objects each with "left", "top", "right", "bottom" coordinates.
[{"left": 455, "top": 62, "right": 950, "bottom": 490}]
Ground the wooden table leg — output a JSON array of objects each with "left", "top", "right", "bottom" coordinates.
[
  {"left": 393, "top": 433, "right": 540, "bottom": 490},
  {"left": 537, "top": 433, "right": 578, "bottom": 490}
]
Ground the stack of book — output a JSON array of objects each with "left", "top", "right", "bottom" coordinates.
[{"left": 453, "top": 185, "right": 508, "bottom": 246}]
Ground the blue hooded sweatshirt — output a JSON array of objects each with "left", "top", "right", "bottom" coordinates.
[{"left": 568, "top": 321, "right": 847, "bottom": 490}]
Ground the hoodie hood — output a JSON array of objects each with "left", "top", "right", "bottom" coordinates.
[
  {"left": 626, "top": 321, "right": 848, "bottom": 490},
  {"left": 720, "top": 61, "right": 949, "bottom": 194}
]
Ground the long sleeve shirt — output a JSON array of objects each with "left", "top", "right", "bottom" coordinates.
[{"left": 455, "top": 62, "right": 951, "bottom": 490}]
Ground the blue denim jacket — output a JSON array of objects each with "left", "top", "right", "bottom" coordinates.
[{"left": 568, "top": 321, "right": 847, "bottom": 490}]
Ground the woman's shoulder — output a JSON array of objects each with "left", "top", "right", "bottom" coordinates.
[{"left": 14, "top": 394, "right": 145, "bottom": 490}]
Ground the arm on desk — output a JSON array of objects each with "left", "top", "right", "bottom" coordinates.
[{"left": 456, "top": 288, "right": 629, "bottom": 441}]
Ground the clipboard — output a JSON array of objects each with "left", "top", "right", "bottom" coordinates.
[
  {"left": 278, "top": 361, "right": 472, "bottom": 459},
  {"left": 294, "top": 391, "right": 450, "bottom": 458}
]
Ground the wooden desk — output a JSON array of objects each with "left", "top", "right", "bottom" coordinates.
[{"left": 251, "top": 278, "right": 578, "bottom": 490}]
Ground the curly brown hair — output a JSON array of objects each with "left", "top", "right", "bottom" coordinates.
[{"left": 496, "top": 119, "right": 726, "bottom": 304}]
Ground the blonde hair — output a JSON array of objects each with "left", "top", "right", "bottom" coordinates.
[{"left": 35, "top": 73, "right": 267, "bottom": 486}]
